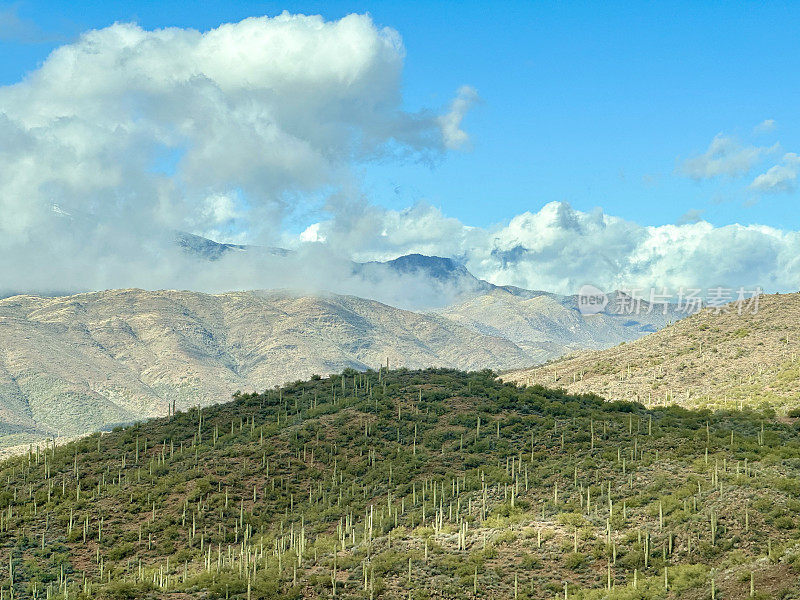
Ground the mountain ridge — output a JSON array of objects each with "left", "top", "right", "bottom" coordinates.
[
  {"left": 0, "top": 288, "right": 531, "bottom": 445},
  {"left": 0, "top": 251, "right": 688, "bottom": 447},
  {"left": 0, "top": 283, "right": 680, "bottom": 447}
]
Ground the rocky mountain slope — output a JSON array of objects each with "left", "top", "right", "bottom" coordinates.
[
  {"left": 438, "top": 288, "right": 678, "bottom": 365},
  {"left": 0, "top": 283, "right": 682, "bottom": 447},
  {"left": 0, "top": 254, "right": 687, "bottom": 446},
  {"left": 503, "top": 292, "right": 800, "bottom": 413},
  {"left": 0, "top": 289, "right": 531, "bottom": 444}
]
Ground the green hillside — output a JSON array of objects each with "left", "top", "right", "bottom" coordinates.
[{"left": 1, "top": 369, "right": 800, "bottom": 599}]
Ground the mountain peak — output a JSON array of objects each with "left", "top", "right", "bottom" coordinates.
[{"left": 384, "top": 254, "right": 474, "bottom": 280}]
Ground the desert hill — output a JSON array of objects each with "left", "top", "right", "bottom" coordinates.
[
  {"left": 0, "top": 368, "right": 798, "bottom": 599},
  {"left": 504, "top": 293, "right": 800, "bottom": 413},
  {"left": 0, "top": 277, "right": 680, "bottom": 447},
  {"left": 438, "top": 289, "right": 677, "bottom": 365}
]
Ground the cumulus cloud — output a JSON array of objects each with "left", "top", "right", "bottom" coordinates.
[
  {"left": 0, "top": 13, "right": 474, "bottom": 294},
  {"left": 750, "top": 152, "right": 800, "bottom": 194},
  {"left": 308, "top": 201, "right": 800, "bottom": 296},
  {"left": 679, "top": 134, "right": 774, "bottom": 180},
  {"left": 485, "top": 208, "right": 798, "bottom": 293},
  {"left": 299, "top": 222, "right": 326, "bottom": 243},
  {"left": 2, "top": 14, "right": 798, "bottom": 305}
]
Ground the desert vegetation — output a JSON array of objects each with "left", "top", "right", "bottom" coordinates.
[
  {"left": 0, "top": 368, "right": 799, "bottom": 599},
  {"left": 506, "top": 293, "right": 800, "bottom": 415}
]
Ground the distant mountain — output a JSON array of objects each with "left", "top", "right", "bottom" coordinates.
[
  {"left": 176, "top": 235, "right": 492, "bottom": 300},
  {"left": 503, "top": 292, "right": 800, "bottom": 413},
  {"left": 352, "top": 253, "right": 493, "bottom": 299},
  {"left": 438, "top": 287, "right": 681, "bottom": 365},
  {"left": 175, "top": 231, "right": 249, "bottom": 260},
  {"left": 379, "top": 253, "right": 489, "bottom": 287},
  {"left": 0, "top": 283, "right": 687, "bottom": 447},
  {"left": 175, "top": 231, "right": 290, "bottom": 261},
  {"left": 176, "top": 234, "right": 525, "bottom": 299},
  {"left": 0, "top": 240, "right": 693, "bottom": 446},
  {"left": 0, "top": 289, "right": 531, "bottom": 446},
  {"left": 170, "top": 238, "right": 691, "bottom": 350}
]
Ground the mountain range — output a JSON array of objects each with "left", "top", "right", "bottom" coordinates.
[{"left": 0, "top": 252, "right": 678, "bottom": 447}]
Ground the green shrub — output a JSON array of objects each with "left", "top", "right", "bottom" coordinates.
[
  {"left": 563, "top": 552, "right": 585, "bottom": 570},
  {"left": 106, "top": 543, "right": 134, "bottom": 561}
]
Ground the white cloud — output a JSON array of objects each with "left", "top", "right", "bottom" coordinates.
[
  {"left": 750, "top": 152, "right": 800, "bottom": 194},
  {"left": 679, "top": 134, "right": 773, "bottom": 180},
  {"left": 484, "top": 209, "right": 799, "bottom": 293},
  {"left": 299, "top": 222, "right": 326, "bottom": 243},
  {"left": 195, "top": 193, "right": 244, "bottom": 229},
  {"left": 314, "top": 201, "right": 472, "bottom": 262},
  {"left": 438, "top": 85, "right": 480, "bottom": 150},
  {"left": 309, "top": 201, "right": 800, "bottom": 295},
  {"left": 0, "top": 13, "right": 475, "bottom": 294},
  {"left": 2, "top": 14, "right": 798, "bottom": 304},
  {"left": 754, "top": 119, "right": 777, "bottom": 134}
]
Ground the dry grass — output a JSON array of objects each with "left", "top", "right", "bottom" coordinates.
[{"left": 504, "top": 293, "right": 800, "bottom": 414}]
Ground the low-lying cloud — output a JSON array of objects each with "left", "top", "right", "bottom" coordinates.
[{"left": 308, "top": 201, "right": 800, "bottom": 296}]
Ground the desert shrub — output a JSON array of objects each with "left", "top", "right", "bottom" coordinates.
[
  {"left": 106, "top": 543, "right": 134, "bottom": 561},
  {"left": 563, "top": 552, "right": 585, "bottom": 570}
]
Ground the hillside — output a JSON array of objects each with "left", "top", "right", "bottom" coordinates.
[
  {"left": 0, "top": 289, "right": 530, "bottom": 445},
  {"left": 1, "top": 369, "right": 799, "bottom": 599},
  {"left": 0, "top": 286, "right": 679, "bottom": 448},
  {"left": 503, "top": 293, "right": 800, "bottom": 413}
]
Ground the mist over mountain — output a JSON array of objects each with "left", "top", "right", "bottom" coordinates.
[
  {"left": 357, "top": 253, "right": 490, "bottom": 289},
  {"left": 0, "top": 248, "right": 684, "bottom": 448},
  {"left": 173, "top": 234, "right": 518, "bottom": 307},
  {"left": 175, "top": 232, "right": 290, "bottom": 261}
]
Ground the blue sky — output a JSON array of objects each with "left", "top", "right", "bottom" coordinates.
[
  {"left": 1, "top": 1, "right": 799, "bottom": 296},
  {"left": 2, "top": 0, "right": 798, "bottom": 231}
]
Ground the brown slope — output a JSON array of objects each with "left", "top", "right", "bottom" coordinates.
[
  {"left": 0, "top": 289, "right": 530, "bottom": 444},
  {"left": 437, "top": 287, "right": 677, "bottom": 363},
  {"left": 503, "top": 292, "right": 800, "bottom": 413}
]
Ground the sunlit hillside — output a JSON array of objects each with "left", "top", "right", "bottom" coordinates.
[
  {"left": 1, "top": 369, "right": 799, "bottom": 599},
  {"left": 505, "top": 294, "right": 800, "bottom": 414}
]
